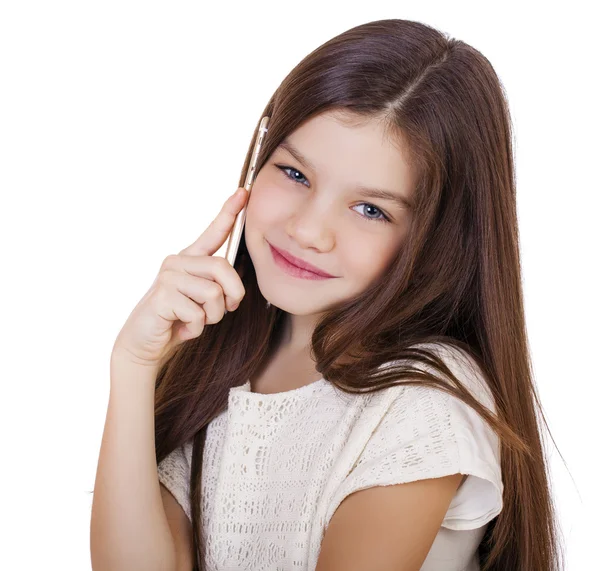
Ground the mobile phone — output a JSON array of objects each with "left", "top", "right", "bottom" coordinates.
[{"left": 225, "top": 116, "right": 269, "bottom": 268}]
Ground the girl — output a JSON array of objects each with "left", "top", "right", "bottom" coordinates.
[{"left": 91, "top": 18, "right": 564, "bottom": 571}]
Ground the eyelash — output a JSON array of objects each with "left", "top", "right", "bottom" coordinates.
[{"left": 274, "top": 165, "right": 391, "bottom": 224}]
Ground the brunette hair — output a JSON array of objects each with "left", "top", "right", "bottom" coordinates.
[{"left": 153, "top": 18, "right": 565, "bottom": 570}]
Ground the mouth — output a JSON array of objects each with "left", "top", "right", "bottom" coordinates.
[{"left": 267, "top": 242, "right": 337, "bottom": 279}]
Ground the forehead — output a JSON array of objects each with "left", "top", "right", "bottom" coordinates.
[{"left": 288, "top": 109, "right": 403, "bottom": 154}]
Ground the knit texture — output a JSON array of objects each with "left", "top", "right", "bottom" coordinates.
[{"left": 158, "top": 342, "right": 503, "bottom": 570}]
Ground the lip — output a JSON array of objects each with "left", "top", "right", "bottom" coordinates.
[{"left": 268, "top": 242, "right": 337, "bottom": 279}]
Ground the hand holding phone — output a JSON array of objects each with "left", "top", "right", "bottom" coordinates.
[{"left": 111, "top": 187, "right": 249, "bottom": 370}]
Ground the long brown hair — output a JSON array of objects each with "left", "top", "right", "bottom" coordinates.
[{"left": 154, "top": 18, "right": 565, "bottom": 570}]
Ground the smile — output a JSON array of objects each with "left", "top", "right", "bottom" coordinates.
[{"left": 268, "top": 243, "right": 337, "bottom": 280}]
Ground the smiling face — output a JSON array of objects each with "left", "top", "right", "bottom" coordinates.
[{"left": 244, "top": 109, "right": 417, "bottom": 318}]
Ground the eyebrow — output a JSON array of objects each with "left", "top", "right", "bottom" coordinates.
[{"left": 276, "top": 138, "right": 413, "bottom": 209}]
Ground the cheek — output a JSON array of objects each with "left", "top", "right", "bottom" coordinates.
[
  {"left": 246, "top": 179, "right": 285, "bottom": 226},
  {"left": 340, "top": 236, "right": 398, "bottom": 280}
]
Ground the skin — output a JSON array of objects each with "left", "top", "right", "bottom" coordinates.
[{"left": 244, "top": 109, "right": 417, "bottom": 357}]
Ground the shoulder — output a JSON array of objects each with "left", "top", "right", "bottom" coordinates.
[
  {"left": 374, "top": 341, "right": 497, "bottom": 438},
  {"left": 327, "top": 341, "right": 503, "bottom": 531},
  {"left": 427, "top": 342, "right": 495, "bottom": 408}
]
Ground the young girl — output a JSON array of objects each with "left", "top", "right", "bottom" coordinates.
[{"left": 91, "top": 18, "right": 564, "bottom": 571}]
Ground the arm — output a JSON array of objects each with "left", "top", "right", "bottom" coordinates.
[
  {"left": 315, "top": 473, "right": 464, "bottom": 571},
  {"left": 90, "top": 356, "right": 178, "bottom": 571},
  {"left": 160, "top": 483, "right": 194, "bottom": 570}
]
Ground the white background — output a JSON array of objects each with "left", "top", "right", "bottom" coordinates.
[{"left": 1, "top": 1, "right": 597, "bottom": 569}]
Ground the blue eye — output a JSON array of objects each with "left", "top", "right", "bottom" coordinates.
[
  {"left": 274, "top": 165, "right": 391, "bottom": 224},
  {"left": 277, "top": 165, "right": 309, "bottom": 186}
]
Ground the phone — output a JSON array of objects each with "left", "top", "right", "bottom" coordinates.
[{"left": 225, "top": 116, "right": 270, "bottom": 268}]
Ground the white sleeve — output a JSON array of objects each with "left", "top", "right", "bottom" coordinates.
[
  {"left": 157, "top": 440, "right": 193, "bottom": 522},
  {"left": 326, "top": 344, "right": 503, "bottom": 531}
]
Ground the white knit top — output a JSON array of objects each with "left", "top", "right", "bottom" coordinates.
[{"left": 157, "top": 343, "right": 503, "bottom": 570}]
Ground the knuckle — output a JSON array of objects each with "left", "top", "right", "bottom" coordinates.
[
  {"left": 215, "top": 255, "right": 229, "bottom": 269},
  {"left": 160, "top": 254, "right": 178, "bottom": 271},
  {"left": 206, "top": 281, "right": 222, "bottom": 301}
]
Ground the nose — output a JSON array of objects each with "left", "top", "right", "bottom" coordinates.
[{"left": 284, "top": 196, "right": 336, "bottom": 253}]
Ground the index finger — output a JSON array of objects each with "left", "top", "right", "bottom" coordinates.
[{"left": 179, "top": 187, "right": 248, "bottom": 257}]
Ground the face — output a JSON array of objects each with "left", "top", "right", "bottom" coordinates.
[{"left": 244, "top": 109, "right": 416, "bottom": 318}]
